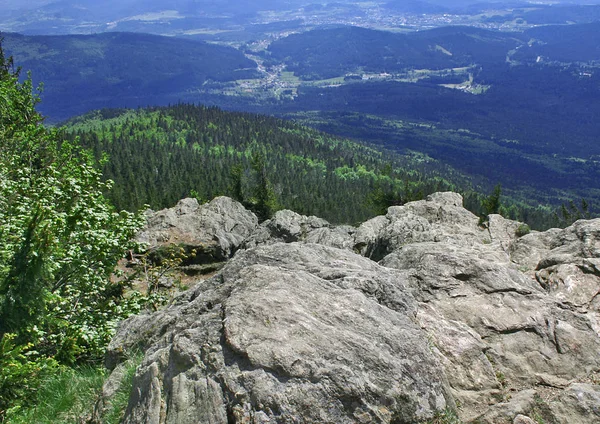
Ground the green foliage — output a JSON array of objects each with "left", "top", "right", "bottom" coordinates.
[
  {"left": 189, "top": 189, "right": 205, "bottom": 205},
  {"left": 134, "top": 245, "right": 193, "bottom": 311},
  {"left": 248, "top": 152, "right": 281, "bottom": 222},
  {"left": 366, "top": 185, "right": 401, "bottom": 216},
  {"left": 495, "top": 370, "right": 507, "bottom": 388},
  {"left": 479, "top": 184, "right": 502, "bottom": 224},
  {"left": 5, "top": 25, "right": 600, "bottom": 230},
  {"left": 4, "top": 363, "right": 106, "bottom": 424},
  {"left": 366, "top": 178, "right": 426, "bottom": 216},
  {"left": 65, "top": 104, "right": 471, "bottom": 225},
  {"left": 0, "top": 39, "right": 147, "bottom": 421},
  {"left": 557, "top": 198, "right": 591, "bottom": 227},
  {"left": 515, "top": 223, "right": 531, "bottom": 237},
  {"left": 228, "top": 164, "right": 245, "bottom": 203},
  {"left": 67, "top": 103, "right": 582, "bottom": 230},
  {"left": 226, "top": 154, "right": 281, "bottom": 222},
  {"left": 61, "top": 102, "right": 589, "bottom": 231},
  {"left": 0, "top": 334, "right": 59, "bottom": 420}
]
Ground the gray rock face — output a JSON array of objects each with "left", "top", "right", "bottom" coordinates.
[
  {"left": 381, "top": 239, "right": 600, "bottom": 421},
  {"left": 548, "top": 383, "right": 600, "bottom": 423},
  {"left": 136, "top": 197, "right": 258, "bottom": 261},
  {"left": 105, "top": 193, "right": 600, "bottom": 424},
  {"left": 487, "top": 213, "right": 525, "bottom": 252},
  {"left": 368, "top": 197, "right": 600, "bottom": 423},
  {"left": 354, "top": 192, "right": 488, "bottom": 260},
  {"left": 108, "top": 243, "right": 453, "bottom": 423},
  {"left": 510, "top": 218, "right": 600, "bottom": 308},
  {"left": 243, "top": 209, "right": 355, "bottom": 250}
]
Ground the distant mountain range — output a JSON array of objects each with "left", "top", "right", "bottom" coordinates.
[
  {"left": 2, "top": 31, "right": 259, "bottom": 119},
  {"left": 3, "top": 0, "right": 600, "bottom": 35}
]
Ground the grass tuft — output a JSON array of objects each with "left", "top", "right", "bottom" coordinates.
[
  {"left": 6, "top": 365, "right": 106, "bottom": 424},
  {"left": 102, "top": 354, "right": 143, "bottom": 424}
]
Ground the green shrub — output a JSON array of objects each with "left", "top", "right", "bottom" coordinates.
[
  {"left": 479, "top": 184, "right": 502, "bottom": 225},
  {"left": 0, "top": 334, "right": 59, "bottom": 421},
  {"left": 0, "top": 37, "right": 147, "bottom": 421},
  {"left": 515, "top": 223, "right": 531, "bottom": 237},
  {"left": 0, "top": 39, "right": 145, "bottom": 363}
]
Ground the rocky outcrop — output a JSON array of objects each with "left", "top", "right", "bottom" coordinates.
[
  {"left": 105, "top": 192, "right": 600, "bottom": 424},
  {"left": 136, "top": 196, "right": 258, "bottom": 265},
  {"left": 242, "top": 209, "right": 355, "bottom": 250},
  {"left": 354, "top": 192, "right": 489, "bottom": 261},
  {"left": 107, "top": 243, "right": 453, "bottom": 423},
  {"left": 510, "top": 218, "right": 600, "bottom": 308},
  {"left": 365, "top": 194, "right": 600, "bottom": 423}
]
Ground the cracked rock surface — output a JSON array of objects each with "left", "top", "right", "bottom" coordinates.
[
  {"left": 136, "top": 196, "right": 258, "bottom": 261},
  {"left": 106, "top": 192, "right": 600, "bottom": 423},
  {"left": 109, "top": 243, "right": 453, "bottom": 423}
]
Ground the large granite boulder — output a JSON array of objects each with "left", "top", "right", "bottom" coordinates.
[
  {"left": 102, "top": 192, "right": 600, "bottom": 423},
  {"left": 107, "top": 243, "right": 454, "bottom": 423},
  {"left": 368, "top": 195, "right": 600, "bottom": 423},
  {"left": 354, "top": 192, "right": 489, "bottom": 260},
  {"left": 136, "top": 196, "right": 258, "bottom": 263}
]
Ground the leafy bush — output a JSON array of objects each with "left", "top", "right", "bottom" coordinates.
[
  {"left": 0, "top": 39, "right": 145, "bottom": 421},
  {"left": 0, "top": 334, "right": 59, "bottom": 420}
]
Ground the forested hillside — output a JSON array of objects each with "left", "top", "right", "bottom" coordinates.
[
  {"left": 63, "top": 104, "right": 571, "bottom": 229},
  {"left": 64, "top": 105, "right": 472, "bottom": 224},
  {"left": 3, "top": 24, "right": 599, "bottom": 228},
  {"left": 517, "top": 22, "right": 600, "bottom": 63},
  {"left": 262, "top": 24, "right": 600, "bottom": 213},
  {"left": 1, "top": 32, "right": 259, "bottom": 120},
  {"left": 267, "top": 26, "right": 524, "bottom": 79}
]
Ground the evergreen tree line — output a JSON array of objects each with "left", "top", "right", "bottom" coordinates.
[
  {"left": 64, "top": 105, "right": 464, "bottom": 224},
  {"left": 64, "top": 104, "right": 590, "bottom": 229}
]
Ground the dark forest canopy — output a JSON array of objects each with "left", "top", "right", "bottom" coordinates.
[
  {"left": 267, "top": 25, "right": 524, "bottom": 80},
  {"left": 63, "top": 104, "right": 577, "bottom": 229},
  {"left": 64, "top": 104, "right": 468, "bottom": 224}
]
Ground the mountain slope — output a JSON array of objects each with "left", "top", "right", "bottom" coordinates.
[
  {"left": 518, "top": 21, "right": 600, "bottom": 63},
  {"left": 267, "top": 26, "right": 524, "bottom": 80},
  {"left": 64, "top": 104, "right": 476, "bottom": 225},
  {"left": 2, "top": 32, "right": 259, "bottom": 120}
]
